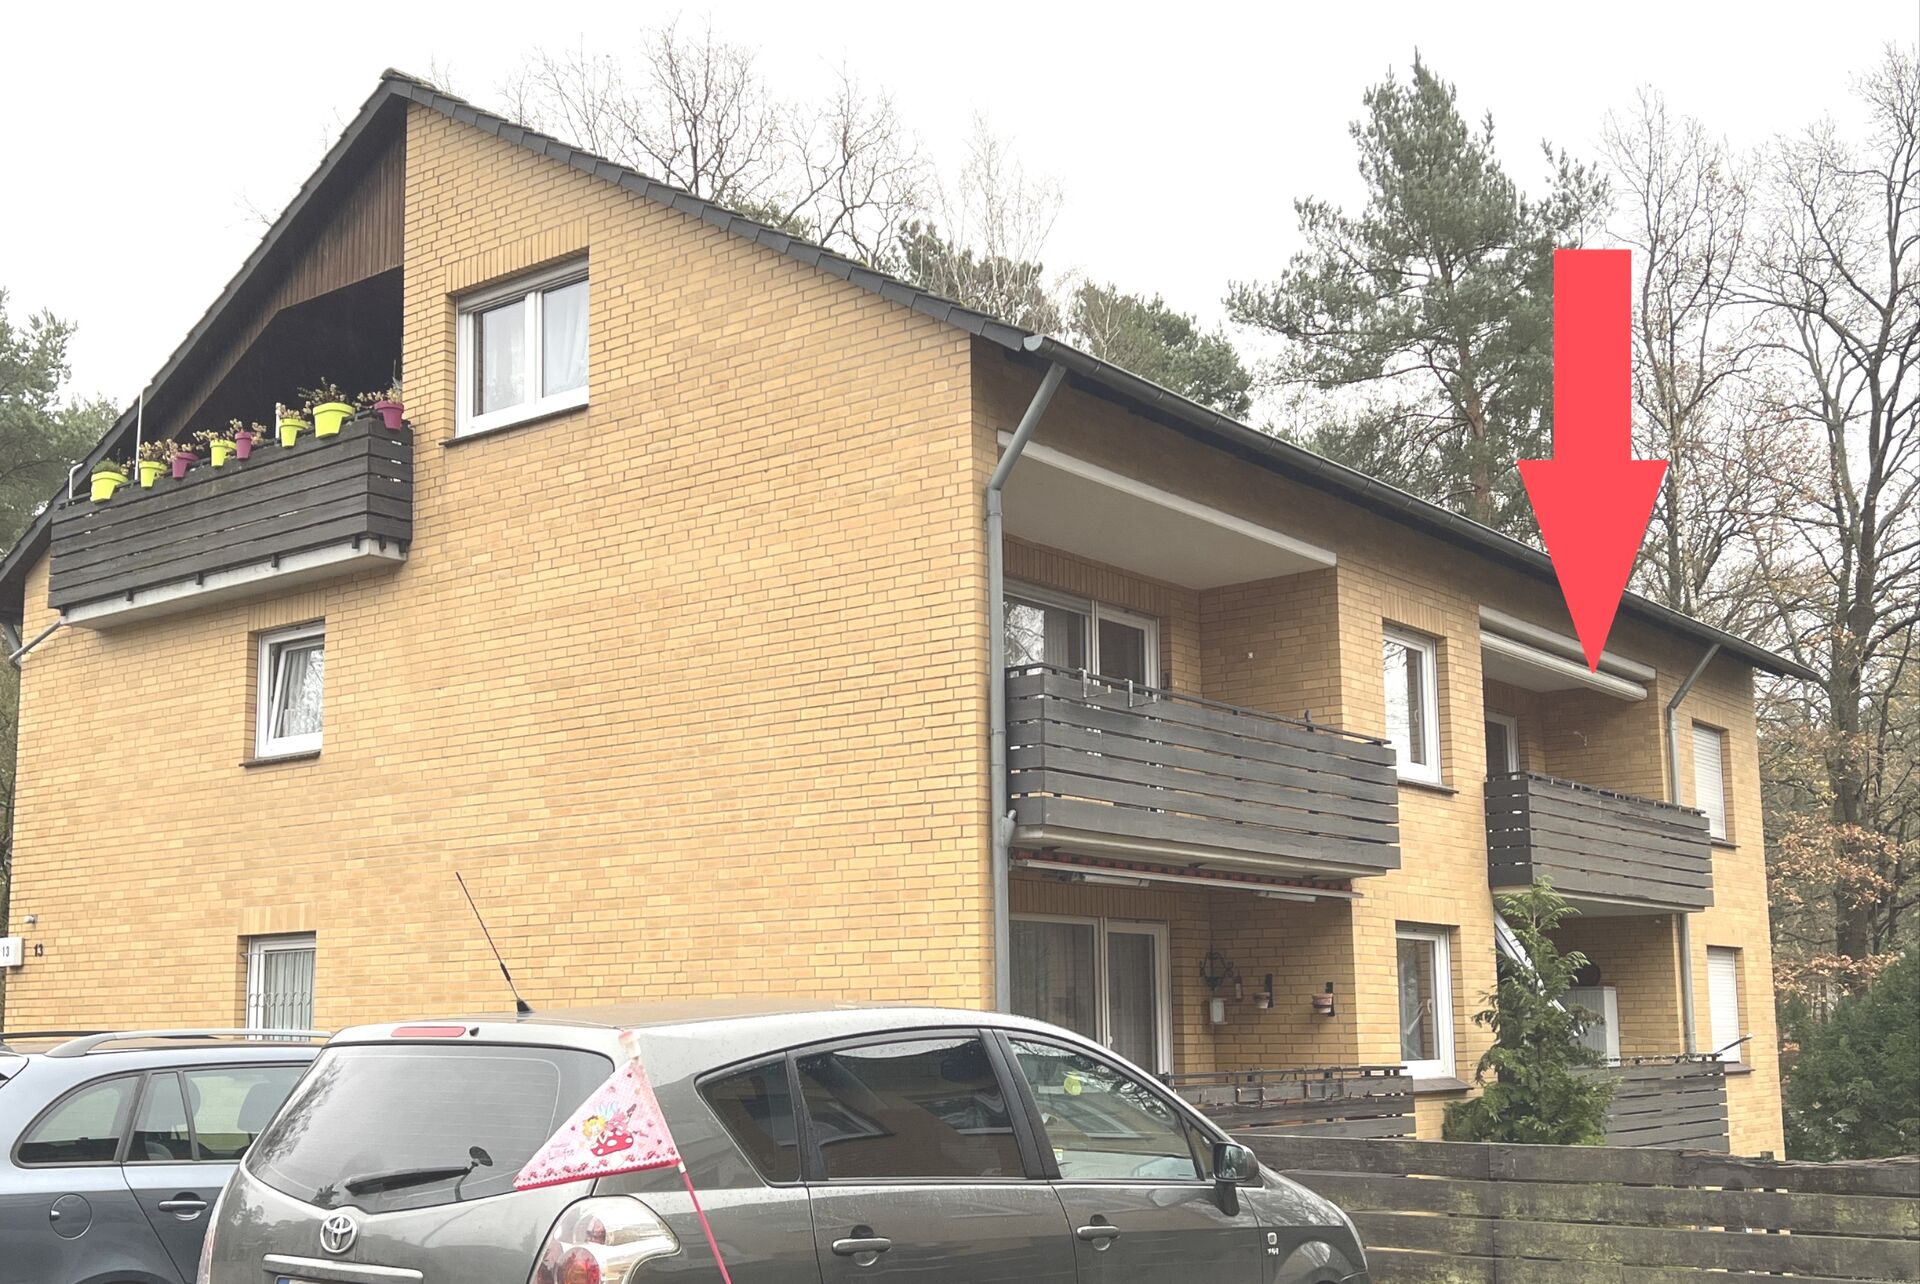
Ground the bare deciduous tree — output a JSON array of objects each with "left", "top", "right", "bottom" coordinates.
[
  {"left": 501, "top": 21, "right": 926, "bottom": 264},
  {"left": 1746, "top": 47, "right": 1920, "bottom": 978}
]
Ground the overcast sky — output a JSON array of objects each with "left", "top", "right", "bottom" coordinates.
[{"left": 3, "top": 2, "right": 1912, "bottom": 407}]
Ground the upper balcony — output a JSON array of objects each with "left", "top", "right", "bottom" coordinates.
[
  {"left": 1007, "top": 665, "right": 1400, "bottom": 881},
  {"left": 1485, "top": 771, "right": 1713, "bottom": 913},
  {"left": 48, "top": 419, "right": 411, "bottom": 628}
]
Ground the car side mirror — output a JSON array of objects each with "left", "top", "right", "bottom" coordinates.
[{"left": 1213, "top": 1141, "right": 1256, "bottom": 1184}]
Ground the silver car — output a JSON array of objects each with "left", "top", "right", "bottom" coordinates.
[
  {"left": 0, "top": 1028, "right": 322, "bottom": 1284},
  {"left": 204, "top": 1001, "right": 1369, "bottom": 1283}
]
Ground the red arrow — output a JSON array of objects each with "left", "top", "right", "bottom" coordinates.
[{"left": 1518, "top": 249, "right": 1666, "bottom": 671}]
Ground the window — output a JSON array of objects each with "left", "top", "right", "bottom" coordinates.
[
  {"left": 17, "top": 1075, "right": 138, "bottom": 1165},
  {"left": 249, "top": 1044, "right": 610, "bottom": 1214},
  {"left": 457, "top": 260, "right": 589, "bottom": 435},
  {"left": 1485, "top": 713, "right": 1519, "bottom": 775},
  {"left": 701, "top": 1060, "right": 800, "bottom": 1183},
  {"left": 1384, "top": 628, "right": 1441, "bottom": 783},
  {"left": 246, "top": 934, "right": 316, "bottom": 1029},
  {"left": 255, "top": 624, "right": 324, "bottom": 758},
  {"left": 130, "top": 1072, "right": 193, "bottom": 1162},
  {"left": 795, "top": 1036, "right": 1021, "bottom": 1180},
  {"left": 1693, "top": 723, "right": 1730, "bottom": 840},
  {"left": 1396, "top": 927, "right": 1456, "bottom": 1079},
  {"left": 1004, "top": 585, "right": 1157, "bottom": 686},
  {"left": 1011, "top": 915, "right": 1171, "bottom": 1073},
  {"left": 1707, "top": 947, "right": 1744, "bottom": 1062},
  {"left": 1007, "top": 1038, "right": 1204, "bottom": 1182},
  {"left": 185, "top": 1065, "right": 308, "bottom": 1161}
]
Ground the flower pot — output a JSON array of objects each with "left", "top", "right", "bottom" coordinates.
[
  {"left": 278, "top": 418, "right": 305, "bottom": 448},
  {"left": 170, "top": 452, "right": 196, "bottom": 480},
  {"left": 312, "top": 401, "right": 353, "bottom": 437},
  {"left": 90, "top": 470, "right": 128, "bottom": 502},
  {"left": 137, "top": 459, "right": 165, "bottom": 488},
  {"left": 373, "top": 399, "right": 405, "bottom": 431},
  {"left": 234, "top": 433, "right": 254, "bottom": 461},
  {"left": 210, "top": 439, "right": 235, "bottom": 468}
]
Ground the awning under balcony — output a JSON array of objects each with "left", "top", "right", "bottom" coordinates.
[
  {"left": 1478, "top": 607, "right": 1655, "bottom": 701},
  {"left": 999, "top": 438, "right": 1334, "bottom": 588}
]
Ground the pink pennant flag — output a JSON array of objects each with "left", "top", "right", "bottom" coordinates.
[{"left": 515, "top": 1035, "right": 679, "bottom": 1190}]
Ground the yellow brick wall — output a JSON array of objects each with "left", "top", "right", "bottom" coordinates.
[{"left": 5, "top": 104, "right": 988, "bottom": 1032}]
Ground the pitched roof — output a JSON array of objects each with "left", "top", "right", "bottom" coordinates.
[{"left": 0, "top": 72, "right": 1817, "bottom": 683}]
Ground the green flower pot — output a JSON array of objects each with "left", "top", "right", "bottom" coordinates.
[
  {"left": 278, "top": 418, "right": 306, "bottom": 448},
  {"left": 312, "top": 401, "right": 353, "bottom": 437}
]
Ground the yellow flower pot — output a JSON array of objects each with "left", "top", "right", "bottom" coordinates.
[
  {"left": 312, "top": 401, "right": 353, "bottom": 437},
  {"left": 137, "top": 459, "right": 165, "bottom": 488},
  {"left": 279, "top": 418, "right": 305, "bottom": 448},
  {"left": 210, "top": 439, "right": 235, "bottom": 467},
  {"left": 91, "top": 470, "right": 128, "bottom": 502}
]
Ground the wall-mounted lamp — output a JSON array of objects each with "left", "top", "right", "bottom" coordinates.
[
  {"left": 1312, "top": 982, "right": 1336, "bottom": 1017},
  {"left": 1208, "top": 997, "right": 1228, "bottom": 1025},
  {"left": 1199, "top": 951, "right": 1239, "bottom": 993},
  {"left": 1257, "top": 974, "right": 1274, "bottom": 1010}
]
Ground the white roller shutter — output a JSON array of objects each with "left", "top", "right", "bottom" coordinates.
[
  {"left": 1693, "top": 725, "right": 1728, "bottom": 839},
  {"left": 1706, "top": 947, "right": 1742, "bottom": 1060}
]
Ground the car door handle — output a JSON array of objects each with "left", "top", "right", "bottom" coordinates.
[
  {"left": 831, "top": 1236, "right": 893, "bottom": 1256},
  {"left": 1075, "top": 1223, "right": 1122, "bottom": 1242},
  {"left": 158, "top": 1197, "right": 209, "bottom": 1216}
]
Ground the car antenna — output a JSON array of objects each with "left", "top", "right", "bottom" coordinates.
[{"left": 456, "top": 871, "right": 533, "bottom": 1016}]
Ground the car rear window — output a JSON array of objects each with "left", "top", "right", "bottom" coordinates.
[{"left": 247, "top": 1043, "right": 610, "bottom": 1213}]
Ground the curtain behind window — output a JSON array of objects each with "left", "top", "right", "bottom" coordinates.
[{"left": 542, "top": 279, "right": 589, "bottom": 396}]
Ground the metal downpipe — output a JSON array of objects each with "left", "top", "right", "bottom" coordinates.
[
  {"left": 987, "top": 361, "right": 1066, "bottom": 1010},
  {"left": 1666, "top": 642, "right": 1720, "bottom": 1055}
]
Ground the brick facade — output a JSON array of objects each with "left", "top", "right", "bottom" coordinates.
[{"left": 3, "top": 99, "right": 1785, "bottom": 1156}]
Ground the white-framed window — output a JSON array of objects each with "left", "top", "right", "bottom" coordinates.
[
  {"left": 1693, "top": 722, "right": 1730, "bottom": 841},
  {"left": 1706, "top": 946, "right": 1744, "bottom": 1062},
  {"left": 1396, "top": 926, "right": 1456, "bottom": 1079},
  {"left": 1010, "top": 913, "right": 1172, "bottom": 1073},
  {"left": 1384, "top": 627, "right": 1441, "bottom": 783},
  {"left": 456, "top": 259, "right": 589, "bottom": 437},
  {"left": 255, "top": 623, "right": 324, "bottom": 758},
  {"left": 246, "top": 934, "right": 316, "bottom": 1030},
  {"left": 1004, "top": 583, "right": 1158, "bottom": 687}
]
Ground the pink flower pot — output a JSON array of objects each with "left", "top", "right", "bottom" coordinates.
[
  {"left": 170, "top": 453, "right": 196, "bottom": 480},
  {"left": 374, "top": 399, "right": 405, "bottom": 430},
  {"left": 235, "top": 433, "right": 254, "bottom": 460}
]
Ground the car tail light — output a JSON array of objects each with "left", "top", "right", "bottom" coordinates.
[{"left": 530, "top": 1197, "right": 679, "bottom": 1284}]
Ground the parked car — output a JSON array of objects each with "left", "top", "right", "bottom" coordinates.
[
  {"left": 203, "top": 1001, "right": 1369, "bottom": 1282},
  {"left": 0, "top": 1027, "right": 323, "bottom": 1284}
]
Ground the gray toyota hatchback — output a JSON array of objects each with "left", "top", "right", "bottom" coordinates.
[{"left": 205, "top": 1001, "right": 1368, "bottom": 1283}]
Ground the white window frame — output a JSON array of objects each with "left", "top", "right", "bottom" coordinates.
[
  {"left": 1706, "top": 946, "right": 1744, "bottom": 1062},
  {"left": 1384, "top": 626, "right": 1442, "bottom": 784},
  {"left": 1005, "top": 582, "right": 1160, "bottom": 686},
  {"left": 1693, "top": 722, "right": 1730, "bottom": 841},
  {"left": 456, "top": 259, "right": 590, "bottom": 437},
  {"left": 1012, "top": 912, "right": 1173, "bottom": 1073},
  {"left": 254, "top": 623, "right": 325, "bottom": 759},
  {"left": 1395, "top": 926, "right": 1456, "bottom": 1079},
  {"left": 245, "top": 934, "right": 316, "bottom": 1030}
]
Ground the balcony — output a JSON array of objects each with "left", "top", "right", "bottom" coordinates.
[
  {"left": 1485, "top": 771, "right": 1713, "bottom": 913},
  {"left": 1006, "top": 665, "right": 1400, "bottom": 880},
  {"left": 49, "top": 419, "right": 411, "bottom": 628}
]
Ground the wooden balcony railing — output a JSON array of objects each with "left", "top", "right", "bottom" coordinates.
[
  {"left": 48, "top": 419, "right": 411, "bottom": 627},
  {"left": 1485, "top": 771, "right": 1713, "bottom": 912},
  {"left": 1006, "top": 665, "right": 1399, "bottom": 879},
  {"left": 1171, "top": 1065, "right": 1413, "bottom": 1138}
]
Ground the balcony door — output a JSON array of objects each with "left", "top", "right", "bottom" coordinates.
[
  {"left": 1011, "top": 914, "right": 1171, "bottom": 1072},
  {"left": 1006, "top": 586, "right": 1157, "bottom": 687},
  {"left": 1485, "top": 714, "right": 1519, "bottom": 776}
]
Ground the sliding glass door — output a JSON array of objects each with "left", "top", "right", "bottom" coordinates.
[{"left": 1011, "top": 914, "right": 1170, "bottom": 1072}]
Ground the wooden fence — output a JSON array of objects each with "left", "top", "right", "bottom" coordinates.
[
  {"left": 1247, "top": 1134, "right": 1920, "bottom": 1283},
  {"left": 1171, "top": 1066, "right": 1412, "bottom": 1137},
  {"left": 1594, "top": 1058, "right": 1729, "bottom": 1151}
]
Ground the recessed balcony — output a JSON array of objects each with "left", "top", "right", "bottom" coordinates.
[
  {"left": 48, "top": 419, "right": 411, "bottom": 628},
  {"left": 1007, "top": 665, "right": 1401, "bottom": 880},
  {"left": 1485, "top": 771, "right": 1713, "bottom": 913}
]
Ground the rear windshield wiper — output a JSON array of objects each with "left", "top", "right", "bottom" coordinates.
[{"left": 341, "top": 1164, "right": 474, "bottom": 1195}]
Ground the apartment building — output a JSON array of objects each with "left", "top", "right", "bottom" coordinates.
[{"left": 0, "top": 74, "right": 1807, "bottom": 1154}]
